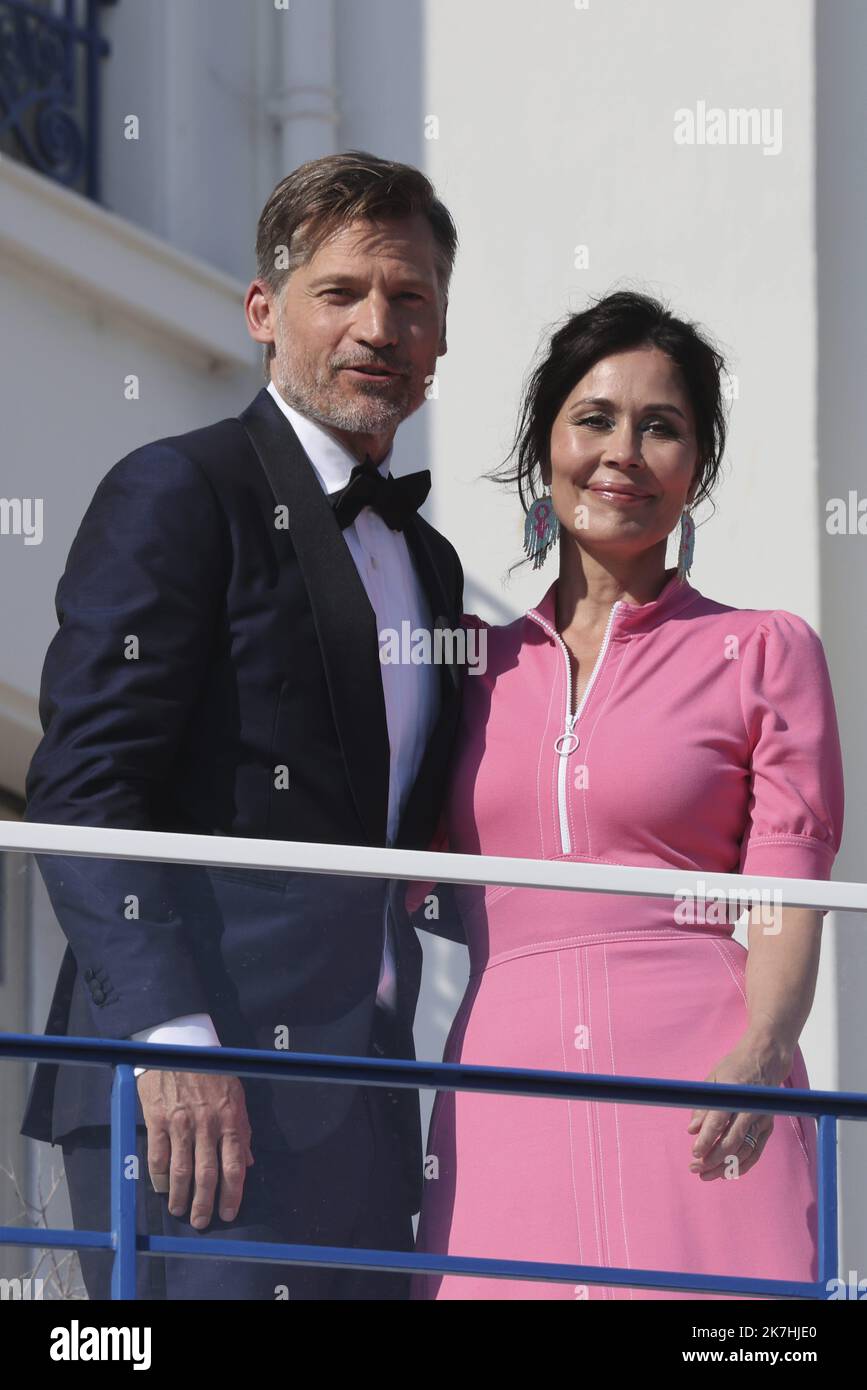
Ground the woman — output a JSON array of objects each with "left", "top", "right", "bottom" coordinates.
[{"left": 409, "top": 291, "right": 844, "bottom": 1300}]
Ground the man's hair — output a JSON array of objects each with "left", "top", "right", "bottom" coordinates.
[{"left": 255, "top": 150, "right": 459, "bottom": 377}]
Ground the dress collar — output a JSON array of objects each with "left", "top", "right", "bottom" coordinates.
[{"left": 527, "top": 566, "right": 700, "bottom": 639}]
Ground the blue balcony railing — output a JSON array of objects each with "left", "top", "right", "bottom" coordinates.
[
  {"left": 1, "top": 821, "right": 866, "bottom": 1299},
  {"left": 0, "top": 0, "right": 117, "bottom": 199},
  {"left": 1, "top": 1034, "right": 866, "bottom": 1299}
]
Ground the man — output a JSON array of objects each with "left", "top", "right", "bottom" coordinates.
[{"left": 21, "top": 150, "right": 466, "bottom": 1300}]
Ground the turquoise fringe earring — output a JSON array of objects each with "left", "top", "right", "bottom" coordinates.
[
  {"left": 523, "top": 493, "right": 558, "bottom": 569},
  {"left": 677, "top": 506, "right": 695, "bottom": 582}
]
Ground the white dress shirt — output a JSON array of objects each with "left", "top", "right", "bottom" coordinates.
[{"left": 131, "top": 381, "right": 440, "bottom": 1072}]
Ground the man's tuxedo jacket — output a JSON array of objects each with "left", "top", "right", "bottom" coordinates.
[{"left": 21, "top": 386, "right": 466, "bottom": 1213}]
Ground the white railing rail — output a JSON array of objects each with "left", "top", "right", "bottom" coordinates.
[{"left": 1, "top": 821, "right": 865, "bottom": 914}]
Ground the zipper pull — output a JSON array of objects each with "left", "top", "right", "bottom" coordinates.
[{"left": 554, "top": 712, "right": 580, "bottom": 756}]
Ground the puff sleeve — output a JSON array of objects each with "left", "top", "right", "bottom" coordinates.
[{"left": 737, "top": 612, "right": 844, "bottom": 897}]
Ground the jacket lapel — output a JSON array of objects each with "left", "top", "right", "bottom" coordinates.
[
  {"left": 401, "top": 514, "right": 462, "bottom": 700},
  {"left": 239, "top": 387, "right": 463, "bottom": 853},
  {"left": 239, "top": 388, "right": 389, "bottom": 847},
  {"left": 395, "top": 515, "right": 463, "bottom": 849}
]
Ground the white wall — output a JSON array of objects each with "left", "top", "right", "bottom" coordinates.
[
  {"left": 419, "top": 0, "right": 818, "bottom": 616},
  {"left": 99, "top": 0, "right": 277, "bottom": 283},
  {"left": 815, "top": 0, "right": 867, "bottom": 1282},
  {"left": 0, "top": 158, "right": 261, "bottom": 790}
]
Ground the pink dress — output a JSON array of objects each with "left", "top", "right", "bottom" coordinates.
[{"left": 410, "top": 569, "right": 845, "bottom": 1300}]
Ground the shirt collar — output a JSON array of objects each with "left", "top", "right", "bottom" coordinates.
[
  {"left": 266, "top": 380, "right": 393, "bottom": 496},
  {"left": 528, "top": 567, "right": 700, "bottom": 639}
]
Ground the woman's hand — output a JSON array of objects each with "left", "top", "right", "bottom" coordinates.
[{"left": 685, "top": 1031, "right": 794, "bottom": 1181}]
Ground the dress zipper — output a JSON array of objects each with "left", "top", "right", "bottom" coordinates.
[{"left": 529, "top": 600, "right": 622, "bottom": 854}]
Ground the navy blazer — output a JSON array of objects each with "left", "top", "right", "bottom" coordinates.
[{"left": 21, "top": 387, "right": 466, "bottom": 1211}]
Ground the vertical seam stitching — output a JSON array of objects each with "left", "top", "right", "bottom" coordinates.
[
  {"left": 602, "top": 942, "right": 633, "bottom": 1298},
  {"left": 577, "top": 947, "right": 606, "bottom": 1286},
  {"left": 557, "top": 950, "right": 584, "bottom": 1284}
]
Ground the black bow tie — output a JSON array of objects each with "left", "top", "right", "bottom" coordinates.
[{"left": 330, "top": 455, "right": 431, "bottom": 532}]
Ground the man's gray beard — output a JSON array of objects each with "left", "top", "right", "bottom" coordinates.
[{"left": 274, "top": 368, "right": 413, "bottom": 436}]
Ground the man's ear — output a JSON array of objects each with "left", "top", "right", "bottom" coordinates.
[{"left": 245, "top": 278, "right": 277, "bottom": 348}]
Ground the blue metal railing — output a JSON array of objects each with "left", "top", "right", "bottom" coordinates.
[
  {"left": 2, "top": 1031, "right": 865, "bottom": 1300},
  {"left": 0, "top": 0, "right": 116, "bottom": 199}
]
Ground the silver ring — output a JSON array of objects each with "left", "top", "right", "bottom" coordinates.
[{"left": 743, "top": 1131, "right": 758, "bottom": 1151}]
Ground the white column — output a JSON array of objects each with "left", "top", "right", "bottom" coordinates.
[{"left": 267, "top": 0, "right": 339, "bottom": 173}]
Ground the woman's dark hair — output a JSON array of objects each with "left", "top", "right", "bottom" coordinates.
[{"left": 489, "top": 289, "right": 729, "bottom": 564}]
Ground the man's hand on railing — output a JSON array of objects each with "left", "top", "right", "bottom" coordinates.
[{"left": 136, "top": 1071, "right": 255, "bottom": 1229}]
